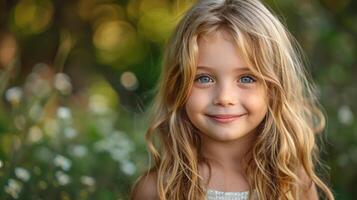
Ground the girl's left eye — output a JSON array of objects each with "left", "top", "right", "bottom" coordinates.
[{"left": 239, "top": 75, "right": 256, "bottom": 84}]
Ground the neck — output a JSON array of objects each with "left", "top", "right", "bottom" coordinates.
[{"left": 200, "top": 131, "right": 257, "bottom": 172}]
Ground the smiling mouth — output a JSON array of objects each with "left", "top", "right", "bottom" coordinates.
[{"left": 206, "top": 114, "right": 246, "bottom": 123}]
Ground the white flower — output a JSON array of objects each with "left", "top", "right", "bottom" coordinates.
[
  {"left": 0, "top": 159, "right": 3, "bottom": 168},
  {"left": 5, "top": 87, "right": 22, "bottom": 105},
  {"left": 338, "top": 105, "right": 354, "bottom": 125},
  {"left": 14, "top": 167, "right": 31, "bottom": 182},
  {"left": 80, "top": 176, "right": 95, "bottom": 186},
  {"left": 64, "top": 127, "right": 78, "bottom": 139},
  {"left": 110, "top": 148, "right": 127, "bottom": 161},
  {"left": 120, "top": 160, "right": 136, "bottom": 175},
  {"left": 25, "top": 72, "right": 51, "bottom": 97},
  {"left": 55, "top": 171, "right": 70, "bottom": 186},
  {"left": 28, "top": 126, "right": 43, "bottom": 143},
  {"left": 54, "top": 155, "right": 72, "bottom": 171},
  {"left": 4, "top": 179, "right": 22, "bottom": 199},
  {"left": 54, "top": 73, "right": 72, "bottom": 95},
  {"left": 57, "top": 107, "right": 72, "bottom": 119},
  {"left": 94, "top": 131, "right": 134, "bottom": 161},
  {"left": 70, "top": 145, "right": 87, "bottom": 157}
]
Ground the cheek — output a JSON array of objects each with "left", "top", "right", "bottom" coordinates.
[
  {"left": 242, "top": 90, "right": 268, "bottom": 115},
  {"left": 185, "top": 89, "right": 210, "bottom": 113}
]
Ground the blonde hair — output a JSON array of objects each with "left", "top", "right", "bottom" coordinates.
[{"left": 133, "top": 0, "right": 334, "bottom": 199}]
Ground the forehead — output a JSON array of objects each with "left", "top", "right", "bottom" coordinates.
[{"left": 197, "top": 30, "right": 249, "bottom": 71}]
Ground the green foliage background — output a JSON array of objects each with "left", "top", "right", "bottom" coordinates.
[{"left": 0, "top": 0, "right": 356, "bottom": 199}]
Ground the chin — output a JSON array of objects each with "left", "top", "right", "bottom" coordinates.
[{"left": 210, "top": 132, "right": 244, "bottom": 141}]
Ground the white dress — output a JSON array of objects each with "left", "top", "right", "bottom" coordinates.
[{"left": 206, "top": 189, "right": 249, "bottom": 200}]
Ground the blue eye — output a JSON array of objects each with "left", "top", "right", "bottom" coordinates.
[
  {"left": 195, "top": 75, "right": 214, "bottom": 84},
  {"left": 239, "top": 75, "right": 255, "bottom": 83}
]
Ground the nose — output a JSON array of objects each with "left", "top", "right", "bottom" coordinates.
[{"left": 212, "top": 83, "right": 238, "bottom": 107}]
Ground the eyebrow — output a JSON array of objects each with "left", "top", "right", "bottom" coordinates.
[{"left": 197, "top": 65, "right": 251, "bottom": 72}]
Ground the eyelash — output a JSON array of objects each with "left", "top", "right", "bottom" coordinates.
[
  {"left": 195, "top": 74, "right": 214, "bottom": 84},
  {"left": 194, "top": 74, "right": 256, "bottom": 84}
]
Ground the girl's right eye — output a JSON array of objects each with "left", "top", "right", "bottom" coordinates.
[{"left": 195, "top": 74, "right": 214, "bottom": 84}]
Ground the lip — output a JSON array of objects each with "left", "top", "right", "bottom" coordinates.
[{"left": 206, "top": 114, "right": 245, "bottom": 123}]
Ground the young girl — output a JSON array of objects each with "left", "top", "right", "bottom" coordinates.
[{"left": 131, "top": 0, "right": 334, "bottom": 199}]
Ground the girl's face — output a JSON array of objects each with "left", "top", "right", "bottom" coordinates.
[{"left": 185, "top": 30, "right": 268, "bottom": 142}]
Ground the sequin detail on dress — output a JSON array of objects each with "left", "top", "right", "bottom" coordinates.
[{"left": 206, "top": 189, "right": 249, "bottom": 200}]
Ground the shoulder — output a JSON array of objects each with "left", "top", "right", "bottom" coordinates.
[{"left": 131, "top": 171, "right": 159, "bottom": 200}]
